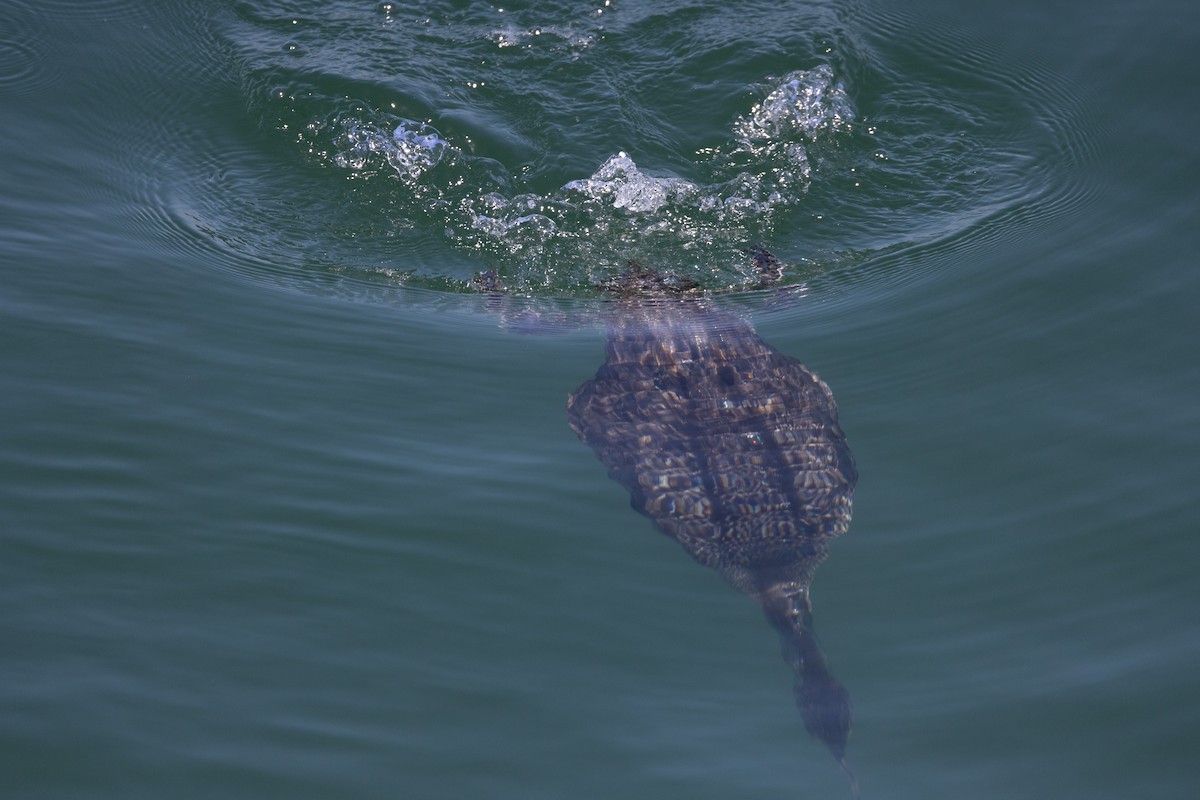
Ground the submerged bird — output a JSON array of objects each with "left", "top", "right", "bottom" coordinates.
[{"left": 565, "top": 254, "right": 860, "bottom": 796}]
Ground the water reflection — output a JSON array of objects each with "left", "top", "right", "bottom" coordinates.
[{"left": 566, "top": 265, "right": 859, "bottom": 795}]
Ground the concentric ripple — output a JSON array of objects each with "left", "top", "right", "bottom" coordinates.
[
  {"left": 0, "top": 5, "right": 61, "bottom": 97},
  {"left": 157, "top": 0, "right": 1101, "bottom": 303}
]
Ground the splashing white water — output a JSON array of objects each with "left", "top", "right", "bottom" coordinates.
[
  {"left": 563, "top": 152, "right": 698, "bottom": 214},
  {"left": 321, "top": 66, "right": 853, "bottom": 290},
  {"left": 331, "top": 118, "right": 447, "bottom": 183},
  {"left": 733, "top": 65, "right": 853, "bottom": 144}
]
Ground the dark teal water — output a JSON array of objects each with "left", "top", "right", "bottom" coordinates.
[{"left": 3, "top": 1, "right": 1197, "bottom": 798}]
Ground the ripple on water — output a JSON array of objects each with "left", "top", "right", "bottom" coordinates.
[
  {"left": 237, "top": 59, "right": 857, "bottom": 294},
  {"left": 829, "top": 5, "right": 1104, "bottom": 285},
  {"left": 156, "top": 0, "right": 1102, "bottom": 307},
  {"left": 0, "top": 5, "right": 62, "bottom": 97}
]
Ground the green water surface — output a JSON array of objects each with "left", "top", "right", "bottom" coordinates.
[{"left": 2, "top": 1, "right": 1197, "bottom": 798}]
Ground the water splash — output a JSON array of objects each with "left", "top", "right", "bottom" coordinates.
[
  {"left": 331, "top": 118, "right": 448, "bottom": 182},
  {"left": 486, "top": 24, "right": 597, "bottom": 53},
  {"left": 733, "top": 65, "right": 853, "bottom": 144},
  {"left": 564, "top": 152, "right": 697, "bottom": 214},
  {"left": 704, "top": 65, "right": 856, "bottom": 212},
  {"left": 314, "top": 66, "right": 855, "bottom": 292}
]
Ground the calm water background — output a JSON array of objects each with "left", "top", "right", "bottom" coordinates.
[{"left": 2, "top": 1, "right": 1198, "bottom": 798}]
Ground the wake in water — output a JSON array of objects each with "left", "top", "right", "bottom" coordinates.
[
  {"left": 212, "top": 0, "right": 1080, "bottom": 299},
  {"left": 317, "top": 66, "right": 854, "bottom": 292},
  {"left": 212, "top": 7, "right": 1092, "bottom": 796}
]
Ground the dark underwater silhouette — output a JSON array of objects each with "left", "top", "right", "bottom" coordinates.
[{"left": 565, "top": 257, "right": 860, "bottom": 796}]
